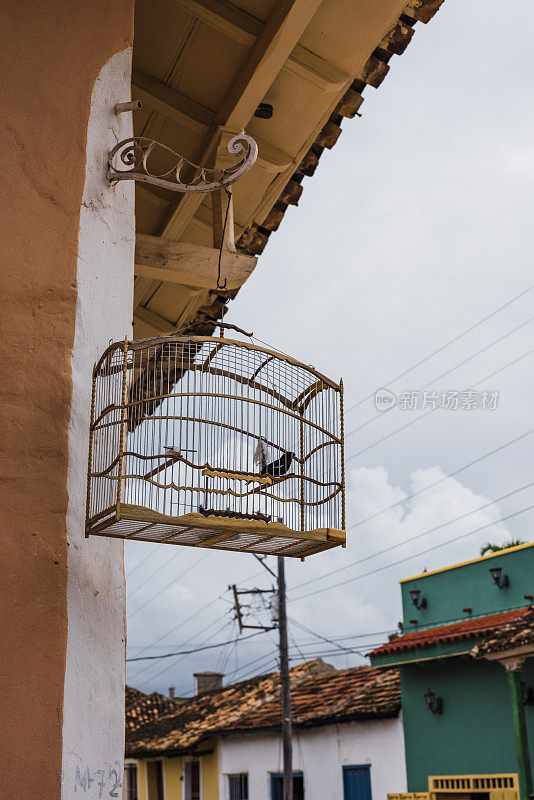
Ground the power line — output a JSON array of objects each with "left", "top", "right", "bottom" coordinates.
[
  {"left": 345, "top": 282, "right": 534, "bottom": 415},
  {"left": 126, "top": 575, "right": 265, "bottom": 684},
  {"left": 289, "top": 617, "right": 361, "bottom": 656},
  {"left": 346, "top": 312, "right": 534, "bottom": 441},
  {"left": 133, "top": 618, "right": 235, "bottom": 686},
  {"left": 347, "top": 424, "right": 534, "bottom": 530},
  {"left": 128, "top": 549, "right": 208, "bottom": 600},
  {"left": 127, "top": 547, "right": 161, "bottom": 578},
  {"left": 128, "top": 552, "right": 210, "bottom": 618},
  {"left": 347, "top": 345, "right": 534, "bottom": 463},
  {"left": 291, "top": 501, "right": 534, "bottom": 603},
  {"left": 126, "top": 629, "right": 269, "bottom": 663},
  {"left": 291, "top": 478, "right": 534, "bottom": 593},
  {"left": 127, "top": 596, "right": 227, "bottom": 675},
  {"left": 127, "top": 612, "right": 230, "bottom": 682}
]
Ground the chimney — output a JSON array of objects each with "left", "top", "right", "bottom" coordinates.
[
  {"left": 194, "top": 672, "right": 223, "bottom": 695},
  {"left": 169, "top": 686, "right": 175, "bottom": 699}
]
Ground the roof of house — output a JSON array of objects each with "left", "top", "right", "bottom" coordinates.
[
  {"left": 369, "top": 606, "right": 534, "bottom": 659},
  {"left": 470, "top": 606, "right": 534, "bottom": 659},
  {"left": 132, "top": 0, "right": 446, "bottom": 339},
  {"left": 126, "top": 688, "right": 181, "bottom": 732},
  {"left": 125, "top": 659, "right": 400, "bottom": 756}
]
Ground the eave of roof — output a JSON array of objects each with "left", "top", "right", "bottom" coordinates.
[
  {"left": 132, "top": 0, "right": 446, "bottom": 338},
  {"left": 369, "top": 606, "right": 534, "bottom": 661},
  {"left": 470, "top": 606, "right": 534, "bottom": 659}
]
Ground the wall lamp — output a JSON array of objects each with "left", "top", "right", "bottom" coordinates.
[
  {"left": 489, "top": 565, "right": 509, "bottom": 590},
  {"left": 424, "top": 688, "right": 443, "bottom": 716},
  {"left": 409, "top": 587, "right": 427, "bottom": 610}
]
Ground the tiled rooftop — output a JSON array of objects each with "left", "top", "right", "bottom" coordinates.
[
  {"left": 369, "top": 607, "right": 533, "bottom": 658},
  {"left": 126, "top": 688, "right": 181, "bottom": 732},
  {"left": 125, "top": 659, "right": 400, "bottom": 756},
  {"left": 470, "top": 606, "right": 534, "bottom": 658}
]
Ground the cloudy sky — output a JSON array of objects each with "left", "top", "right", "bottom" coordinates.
[{"left": 125, "top": 0, "right": 534, "bottom": 697}]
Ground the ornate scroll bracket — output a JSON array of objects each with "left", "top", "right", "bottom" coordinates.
[{"left": 107, "top": 133, "right": 258, "bottom": 193}]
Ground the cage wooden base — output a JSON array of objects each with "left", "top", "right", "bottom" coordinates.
[{"left": 86, "top": 504, "right": 345, "bottom": 559}]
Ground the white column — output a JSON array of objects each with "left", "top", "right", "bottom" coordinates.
[{"left": 62, "top": 47, "right": 135, "bottom": 799}]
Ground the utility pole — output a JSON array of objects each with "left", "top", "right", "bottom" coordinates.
[
  {"left": 278, "top": 556, "right": 293, "bottom": 800},
  {"left": 232, "top": 555, "right": 293, "bottom": 800}
]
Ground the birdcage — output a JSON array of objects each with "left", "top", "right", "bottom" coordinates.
[{"left": 86, "top": 329, "right": 345, "bottom": 559}]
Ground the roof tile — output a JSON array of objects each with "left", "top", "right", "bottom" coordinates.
[
  {"left": 125, "top": 659, "right": 399, "bottom": 757},
  {"left": 370, "top": 607, "right": 533, "bottom": 658},
  {"left": 470, "top": 606, "right": 534, "bottom": 658}
]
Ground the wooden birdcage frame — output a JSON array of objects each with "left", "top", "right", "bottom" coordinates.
[{"left": 86, "top": 332, "right": 346, "bottom": 559}]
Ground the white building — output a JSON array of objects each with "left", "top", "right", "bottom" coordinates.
[
  {"left": 218, "top": 718, "right": 406, "bottom": 800},
  {"left": 216, "top": 662, "right": 406, "bottom": 800}
]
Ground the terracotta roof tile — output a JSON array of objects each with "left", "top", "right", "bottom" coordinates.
[
  {"left": 370, "top": 607, "right": 533, "bottom": 658},
  {"left": 125, "top": 659, "right": 399, "bottom": 757},
  {"left": 126, "top": 685, "right": 147, "bottom": 708},
  {"left": 126, "top": 689, "right": 181, "bottom": 732},
  {"left": 470, "top": 606, "right": 534, "bottom": 658}
]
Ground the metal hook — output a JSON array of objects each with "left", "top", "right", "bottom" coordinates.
[{"left": 215, "top": 189, "right": 232, "bottom": 292}]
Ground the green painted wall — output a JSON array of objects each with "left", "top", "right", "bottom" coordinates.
[
  {"left": 400, "top": 543, "right": 534, "bottom": 632},
  {"left": 371, "top": 544, "right": 534, "bottom": 793},
  {"left": 400, "top": 656, "right": 534, "bottom": 792}
]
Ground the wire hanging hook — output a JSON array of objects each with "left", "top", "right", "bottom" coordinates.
[{"left": 216, "top": 187, "right": 232, "bottom": 291}]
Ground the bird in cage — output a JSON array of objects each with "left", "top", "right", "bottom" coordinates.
[
  {"left": 164, "top": 445, "right": 196, "bottom": 458},
  {"left": 261, "top": 450, "right": 295, "bottom": 478},
  {"left": 254, "top": 436, "right": 295, "bottom": 479}
]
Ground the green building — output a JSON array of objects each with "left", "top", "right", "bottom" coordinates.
[{"left": 370, "top": 542, "right": 534, "bottom": 800}]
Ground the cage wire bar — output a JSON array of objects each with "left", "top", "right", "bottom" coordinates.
[{"left": 86, "top": 334, "right": 346, "bottom": 558}]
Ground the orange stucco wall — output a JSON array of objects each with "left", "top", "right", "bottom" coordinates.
[{"left": 0, "top": 2, "right": 133, "bottom": 797}]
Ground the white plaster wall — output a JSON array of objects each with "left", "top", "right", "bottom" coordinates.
[
  {"left": 218, "top": 715, "right": 407, "bottom": 800},
  {"left": 62, "top": 48, "right": 135, "bottom": 800}
]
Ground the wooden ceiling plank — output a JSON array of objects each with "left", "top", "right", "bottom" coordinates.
[
  {"left": 134, "top": 0, "right": 323, "bottom": 316},
  {"left": 217, "top": 0, "right": 324, "bottom": 130},
  {"left": 136, "top": 184, "right": 169, "bottom": 209},
  {"left": 286, "top": 44, "right": 350, "bottom": 89},
  {"left": 170, "top": 0, "right": 346, "bottom": 89},
  {"left": 134, "top": 305, "right": 174, "bottom": 333},
  {"left": 170, "top": 0, "right": 263, "bottom": 46},
  {"left": 133, "top": 71, "right": 215, "bottom": 130},
  {"left": 159, "top": 0, "right": 323, "bottom": 244},
  {"left": 135, "top": 233, "right": 257, "bottom": 290}
]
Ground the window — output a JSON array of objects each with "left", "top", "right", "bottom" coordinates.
[
  {"left": 228, "top": 773, "right": 248, "bottom": 800},
  {"left": 123, "top": 763, "right": 138, "bottom": 800},
  {"left": 184, "top": 760, "right": 200, "bottom": 800},
  {"left": 343, "top": 765, "right": 372, "bottom": 800},
  {"left": 271, "top": 772, "right": 304, "bottom": 800}
]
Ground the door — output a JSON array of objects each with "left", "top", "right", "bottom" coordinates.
[
  {"left": 146, "top": 760, "right": 164, "bottom": 800},
  {"left": 343, "top": 766, "right": 372, "bottom": 800},
  {"left": 185, "top": 760, "right": 200, "bottom": 800}
]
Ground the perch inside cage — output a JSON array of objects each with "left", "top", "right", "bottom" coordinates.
[{"left": 86, "top": 330, "right": 345, "bottom": 559}]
